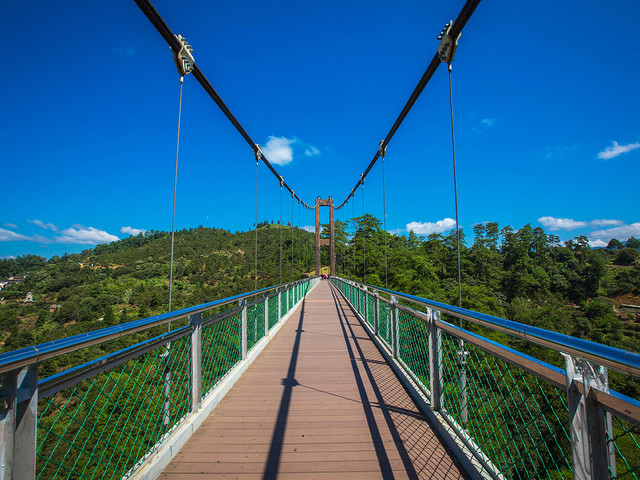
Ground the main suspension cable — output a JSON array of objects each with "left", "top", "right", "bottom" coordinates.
[
  {"left": 168, "top": 75, "right": 184, "bottom": 325},
  {"left": 133, "top": 0, "right": 312, "bottom": 208},
  {"left": 336, "top": 0, "right": 481, "bottom": 209},
  {"left": 291, "top": 194, "right": 294, "bottom": 281}
]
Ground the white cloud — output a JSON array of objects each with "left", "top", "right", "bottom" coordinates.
[
  {"left": 54, "top": 225, "right": 119, "bottom": 245},
  {"left": 3, "top": 223, "right": 18, "bottom": 229},
  {"left": 304, "top": 146, "right": 320, "bottom": 157},
  {"left": 597, "top": 141, "right": 640, "bottom": 160},
  {"left": 479, "top": 118, "right": 495, "bottom": 128},
  {"left": 1, "top": 255, "right": 16, "bottom": 260},
  {"left": 589, "top": 239, "right": 608, "bottom": 248},
  {"left": 121, "top": 226, "right": 147, "bottom": 236},
  {"left": 406, "top": 218, "right": 456, "bottom": 235},
  {"left": 0, "top": 228, "right": 30, "bottom": 242},
  {"left": 589, "top": 223, "right": 640, "bottom": 244},
  {"left": 28, "top": 219, "right": 59, "bottom": 231},
  {"left": 590, "top": 219, "right": 623, "bottom": 227},
  {"left": 263, "top": 136, "right": 295, "bottom": 166},
  {"left": 302, "top": 225, "right": 315, "bottom": 233},
  {"left": 388, "top": 228, "right": 406, "bottom": 236},
  {"left": 538, "top": 216, "right": 588, "bottom": 231}
]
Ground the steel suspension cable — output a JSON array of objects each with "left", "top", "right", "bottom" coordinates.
[
  {"left": 279, "top": 183, "right": 283, "bottom": 284},
  {"left": 291, "top": 195, "right": 294, "bottom": 281},
  {"left": 254, "top": 157, "right": 259, "bottom": 292},
  {"left": 336, "top": 0, "right": 481, "bottom": 209},
  {"left": 362, "top": 180, "right": 366, "bottom": 284},
  {"left": 448, "top": 64, "right": 462, "bottom": 311},
  {"left": 298, "top": 201, "right": 301, "bottom": 277},
  {"left": 380, "top": 143, "right": 389, "bottom": 289},
  {"left": 168, "top": 76, "right": 184, "bottom": 325},
  {"left": 133, "top": 0, "right": 312, "bottom": 208}
]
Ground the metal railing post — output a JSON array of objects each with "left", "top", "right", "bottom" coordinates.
[
  {"left": 357, "top": 284, "right": 362, "bottom": 314},
  {"left": 391, "top": 295, "right": 398, "bottom": 359},
  {"left": 189, "top": 312, "right": 202, "bottom": 411},
  {"left": 286, "top": 285, "right": 290, "bottom": 313},
  {"left": 565, "top": 355, "right": 616, "bottom": 479},
  {"left": 373, "top": 289, "right": 379, "bottom": 336},
  {"left": 429, "top": 309, "right": 443, "bottom": 411},
  {"left": 0, "top": 365, "right": 37, "bottom": 480},
  {"left": 264, "top": 292, "right": 269, "bottom": 336},
  {"left": 277, "top": 288, "right": 282, "bottom": 322},
  {"left": 240, "top": 299, "right": 248, "bottom": 360}
]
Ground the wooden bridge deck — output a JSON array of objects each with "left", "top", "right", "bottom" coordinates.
[{"left": 160, "top": 281, "right": 468, "bottom": 479}]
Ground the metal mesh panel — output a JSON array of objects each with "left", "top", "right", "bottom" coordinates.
[
  {"left": 279, "top": 292, "right": 286, "bottom": 319},
  {"left": 268, "top": 295, "right": 278, "bottom": 329},
  {"left": 365, "top": 293, "right": 375, "bottom": 328},
  {"left": 201, "top": 312, "right": 241, "bottom": 397},
  {"left": 609, "top": 416, "right": 640, "bottom": 479},
  {"left": 36, "top": 334, "right": 192, "bottom": 480},
  {"left": 397, "top": 309, "right": 430, "bottom": 393},
  {"left": 439, "top": 330, "right": 573, "bottom": 479},
  {"left": 378, "top": 302, "right": 392, "bottom": 350},
  {"left": 246, "top": 302, "right": 266, "bottom": 351}
]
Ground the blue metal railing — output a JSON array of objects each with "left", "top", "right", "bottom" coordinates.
[
  {"left": 332, "top": 276, "right": 640, "bottom": 480},
  {"left": 0, "top": 277, "right": 320, "bottom": 479}
]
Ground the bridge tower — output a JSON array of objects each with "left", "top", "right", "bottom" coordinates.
[{"left": 314, "top": 196, "right": 335, "bottom": 276}]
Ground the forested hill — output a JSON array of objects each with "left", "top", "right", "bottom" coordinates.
[{"left": 1, "top": 220, "right": 639, "bottom": 366}]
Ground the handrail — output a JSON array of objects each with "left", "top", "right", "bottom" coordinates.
[
  {"left": 335, "top": 277, "right": 640, "bottom": 379},
  {"left": 0, "top": 278, "right": 315, "bottom": 374}
]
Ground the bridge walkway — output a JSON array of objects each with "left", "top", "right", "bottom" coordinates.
[{"left": 160, "top": 281, "right": 468, "bottom": 479}]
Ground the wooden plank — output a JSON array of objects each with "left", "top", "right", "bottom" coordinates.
[{"left": 161, "top": 281, "right": 468, "bottom": 479}]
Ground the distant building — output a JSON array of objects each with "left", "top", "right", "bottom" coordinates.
[
  {"left": 49, "top": 304, "right": 62, "bottom": 312},
  {"left": 24, "top": 292, "right": 33, "bottom": 303}
]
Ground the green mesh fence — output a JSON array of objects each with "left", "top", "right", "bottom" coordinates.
[
  {"left": 279, "top": 291, "right": 286, "bottom": 318},
  {"left": 268, "top": 295, "right": 278, "bottom": 329},
  {"left": 28, "top": 279, "right": 320, "bottom": 480},
  {"left": 378, "top": 301, "right": 392, "bottom": 350},
  {"left": 438, "top": 330, "right": 573, "bottom": 479},
  {"left": 246, "top": 302, "right": 266, "bottom": 351},
  {"left": 201, "top": 312, "right": 242, "bottom": 397},
  {"left": 365, "top": 293, "right": 375, "bottom": 328},
  {"left": 609, "top": 416, "right": 640, "bottom": 479},
  {"left": 36, "top": 333, "right": 192, "bottom": 480},
  {"left": 397, "top": 309, "right": 430, "bottom": 393}
]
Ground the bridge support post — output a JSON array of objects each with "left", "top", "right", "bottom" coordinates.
[
  {"left": 373, "top": 290, "right": 379, "bottom": 336},
  {"left": 390, "top": 296, "right": 398, "bottom": 359},
  {"left": 565, "top": 356, "right": 616, "bottom": 479},
  {"left": 189, "top": 312, "right": 202, "bottom": 411},
  {"left": 240, "top": 299, "right": 248, "bottom": 360},
  {"left": 314, "top": 197, "right": 336, "bottom": 276},
  {"left": 0, "top": 365, "right": 37, "bottom": 480},
  {"left": 264, "top": 292, "right": 269, "bottom": 336},
  {"left": 429, "top": 309, "right": 443, "bottom": 411}
]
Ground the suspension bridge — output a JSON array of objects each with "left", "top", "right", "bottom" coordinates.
[{"left": 1, "top": 0, "right": 640, "bottom": 479}]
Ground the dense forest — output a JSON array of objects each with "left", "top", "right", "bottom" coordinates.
[{"left": 1, "top": 217, "right": 639, "bottom": 367}]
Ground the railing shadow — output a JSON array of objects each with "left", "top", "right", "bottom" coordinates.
[
  {"left": 261, "top": 284, "right": 308, "bottom": 479},
  {"left": 330, "top": 284, "right": 469, "bottom": 479}
]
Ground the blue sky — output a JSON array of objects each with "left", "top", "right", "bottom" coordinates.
[{"left": 1, "top": 0, "right": 639, "bottom": 259}]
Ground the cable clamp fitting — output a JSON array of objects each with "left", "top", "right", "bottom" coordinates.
[
  {"left": 378, "top": 140, "right": 387, "bottom": 158},
  {"left": 279, "top": 177, "right": 284, "bottom": 188},
  {"left": 437, "top": 21, "right": 459, "bottom": 64},
  {"left": 174, "top": 34, "right": 195, "bottom": 76},
  {"left": 360, "top": 174, "right": 365, "bottom": 186},
  {"left": 255, "top": 144, "right": 262, "bottom": 164}
]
